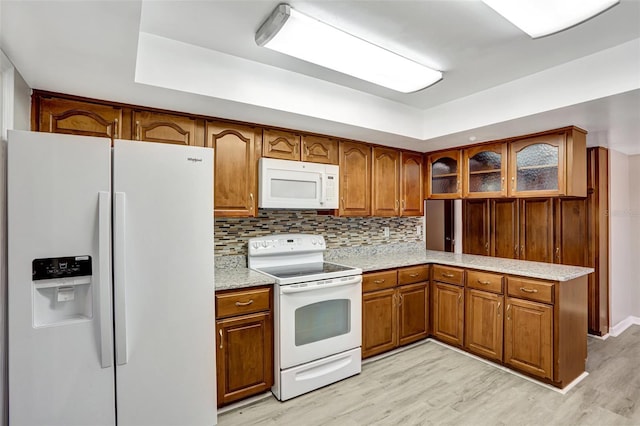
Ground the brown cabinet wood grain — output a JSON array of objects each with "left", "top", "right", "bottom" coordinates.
[
  {"left": 133, "top": 110, "right": 204, "bottom": 146},
  {"left": 463, "top": 143, "right": 508, "bottom": 198},
  {"left": 262, "top": 128, "right": 301, "bottom": 161},
  {"left": 554, "top": 198, "right": 588, "bottom": 266},
  {"left": 207, "top": 121, "right": 260, "bottom": 217},
  {"left": 464, "top": 289, "right": 503, "bottom": 362},
  {"left": 400, "top": 152, "right": 424, "bottom": 216},
  {"left": 519, "top": 198, "right": 554, "bottom": 262},
  {"left": 491, "top": 199, "right": 519, "bottom": 259},
  {"left": 427, "top": 150, "right": 462, "bottom": 199},
  {"left": 37, "top": 97, "right": 124, "bottom": 140},
  {"left": 215, "top": 286, "right": 273, "bottom": 407},
  {"left": 372, "top": 147, "right": 400, "bottom": 216},
  {"left": 339, "top": 141, "right": 371, "bottom": 216},
  {"left": 362, "top": 288, "right": 397, "bottom": 358},
  {"left": 301, "top": 135, "right": 338, "bottom": 164},
  {"left": 398, "top": 282, "right": 429, "bottom": 346},
  {"left": 504, "top": 297, "right": 553, "bottom": 380},
  {"left": 431, "top": 281, "right": 464, "bottom": 347},
  {"left": 463, "top": 199, "right": 490, "bottom": 256}
]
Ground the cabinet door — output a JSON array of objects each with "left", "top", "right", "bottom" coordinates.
[
  {"left": 554, "top": 198, "right": 588, "bottom": 266},
  {"left": 262, "top": 129, "right": 301, "bottom": 161},
  {"left": 38, "top": 97, "right": 123, "bottom": 139},
  {"left": 400, "top": 152, "right": 424, "bottom": 216},
  {"left": 463, "top": 143, "right": 507, "bottom": 198},
  {"left": 504, "top": 297, "right": 552, "bottom": 380},
  {"left": 509, "top": 134, "right": 565, "bottom": 197},
  {"left": 463, "top": 199, "right": 489, "bottom": 256},
  {"left": 519, "top": 198, "right": 554, "bottom": 262},
  {"left": 301, "top": 135, "right": 338, "bottom": 164},
  {"left": 339, "top": 141, "right": 371, "bottom": 216},
  {"left": 464, "top": 289, "right": 503, "bottom": 362},
  {"left": 398, "top": 282, "right": 429, "bottom": 346},
  {"left": 491, "top": 199, "right": 519, "bottom": 259},
  {"left": 362, "top": 288, "right": 397, "bottom": 358},
  {"left": 427, "top": 150, "right": 461, "bottom": 199},
  {"left": 207, "top": 121, "right": 260, "bottom": 217},
  {"left": 431, "top": 282, "right": 464, "bottom": 347},
  {"left": 372, "top": 147, "right": 400, "bottom": 216},
  {"left": 133, "top": 110, "right": 203, "bottom": 146},
  {"left": 216, "top": 312, "right": 273, "bottom": 407}
]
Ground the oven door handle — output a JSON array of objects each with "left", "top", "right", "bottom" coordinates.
[{"left": 280, "top": 275, "right": 362, "bottom": 294}]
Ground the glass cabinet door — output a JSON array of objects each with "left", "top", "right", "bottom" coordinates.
[
  {"left": 463, "top": 143, "right": 507, "bottom": 198},
  {"left": 509, "top": 134, "right": 565, "bottom": 196},
  {"left": 428, "top": 150, "right": 461, "bottom": 198}
]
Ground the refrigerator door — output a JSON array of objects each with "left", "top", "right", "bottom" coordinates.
[
  {"left": 7, "top": 131, "right": 115, "bottom": 425},
  {"left": 112, "top": 140, "right": 216, "bottom": 425}
]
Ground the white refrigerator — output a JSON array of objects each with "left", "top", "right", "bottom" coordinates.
[{"left": 7, "top": 130, "right": 216, "bottom": 425}]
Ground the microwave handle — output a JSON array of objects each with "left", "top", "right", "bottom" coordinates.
[{"left": 320, "top": 172, "right": 326, "bottom": 205}]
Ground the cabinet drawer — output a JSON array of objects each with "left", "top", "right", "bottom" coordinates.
[
  {"left": 467, "top": 270, "right": 504, "bottom": 294},
  {"left": 363, "top": 270, "right": 398, "bottom": 292},
  {"left": 432, "top": 265, "right": 465, "bottom": 286},
  {"left": 216, "top": 287, "right": 272, "bottom": 319},
  {"left": 507, "top": 277, "right": 554, "bottom": 304},
  {"left": 398, "top": 265, "right": 430, "bottom": 285}
]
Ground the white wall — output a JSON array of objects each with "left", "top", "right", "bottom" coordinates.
[
  {"left": 608, "top": 149, "right": 639, "bottom": 333},
  {"left": 0, "top": 50, "right": 31, "bottom": 426},
  {"left": 629, "top": 155, "right": 640, "bottom": 319}
]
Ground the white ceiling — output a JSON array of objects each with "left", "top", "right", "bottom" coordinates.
[{"left": 1, "top": 0, "right": 639, "bottom": 154}]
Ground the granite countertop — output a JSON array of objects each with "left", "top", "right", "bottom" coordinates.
[{"left": 214, "top": 244, "right": 594, "bottom": 291}]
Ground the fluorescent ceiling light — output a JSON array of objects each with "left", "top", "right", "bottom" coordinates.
[
  {"left": 482, "top": 0, "right": 620, "bottom": 38},
  {"left": 255, "top": 4, "right": 442, "bottom": 93}
]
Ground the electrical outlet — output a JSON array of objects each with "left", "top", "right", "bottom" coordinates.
[
  {"left": 416, "top": 225, "right": 422, "bottom": 236},
  {"left": 383, "top": 227, "right": 390, "bottom": 238}
]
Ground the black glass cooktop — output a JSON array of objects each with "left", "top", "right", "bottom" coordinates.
[{"left": 257, "top": 262, "right": 356, "bottom": 279}]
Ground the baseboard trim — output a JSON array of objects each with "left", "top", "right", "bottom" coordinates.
[
  {"left": 609, "top": 316, "right": 640, "bottom": 337},
  {"left": 588, "top": 333, "right": 610, "bottom": 340}
]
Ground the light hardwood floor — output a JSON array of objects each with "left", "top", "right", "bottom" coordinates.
[{"left": 218, "top": 325, "right": 640, "bottom": 425}]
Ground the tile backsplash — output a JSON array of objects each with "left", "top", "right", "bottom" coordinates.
[{"left": 215, "top": 210, "right": 425, "bottom": 257}]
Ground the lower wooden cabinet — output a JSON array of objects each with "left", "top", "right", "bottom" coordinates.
[
  {"left": 362, "top": 265, "right": 429, "bottom": 358},
  {"left": 215, "top": 286, "right": 273, "bottom": 407},
  {"left": 431, "top": 281, "right": 464, "bottom": 347},
  {"left": 504, "top": 297, "right": 553, "bottom": 380},
  {"left": 464, "top": 289, "right": 503, "bottom": 362}
]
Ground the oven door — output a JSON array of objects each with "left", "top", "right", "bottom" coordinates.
[{"left": 278, "top": 275, "right": 362, "bottom": 369}]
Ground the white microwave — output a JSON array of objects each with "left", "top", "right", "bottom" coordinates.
[{"left": 259, "top": 158, "right": 339, "bottom": 209}]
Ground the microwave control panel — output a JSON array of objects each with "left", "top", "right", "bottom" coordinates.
[{"left": 325, "top": 174, "right": 337, "bottom": 204}]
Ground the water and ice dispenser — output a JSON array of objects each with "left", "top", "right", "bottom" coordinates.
[{"left": 32, "top": 256, "right": 93, "bottom": 327}]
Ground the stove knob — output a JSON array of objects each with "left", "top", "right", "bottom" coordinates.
[
  {"left": 311, "top": 238, "right": 317, "bottom": 245},
  {"left": 261, "top": 241, "right": 268, "bottom": 248},
  {"left": 252, "top": 242, "right": 259, "bottom": 249}
]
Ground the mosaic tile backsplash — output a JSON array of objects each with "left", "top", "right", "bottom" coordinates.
[{"left": 214, "top": 210, "right": 425, "bottom": 258}]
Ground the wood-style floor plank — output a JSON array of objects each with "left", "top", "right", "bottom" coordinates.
[{"left": 219, "top": 325, "right": 640, "bottom": 425}]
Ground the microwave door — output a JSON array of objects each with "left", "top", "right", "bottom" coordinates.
[{"left": 263, "top": 168, "right": 322, "bottom": 209}]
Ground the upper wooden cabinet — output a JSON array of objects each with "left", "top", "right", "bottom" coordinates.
[
  {"left": 37, "top": 97, "right": 124, "bottom": 140},
  {"left": 301, "top": 135, "right": 339, "bottom": 164},
  {"left": 132, "top": 111, "right": 204, "bottom": 146},
  {"left": 339, "top": 141, "right": 371, "bottom": 216},
  {"left": 372, "top": 147, "right": 400, "bottom": 216},
  {"left": 463, "top": 143, "right": 507, "bottom": 198},
  {"left": 508, "top": 128, "right": 586, "bottom": 197},
  {"left": 427, "top": 150, "right": 461, "bottom": 199},
  {"left": 262, "top": 128, "right": 301, "bottom": 161},
  {"left": 400, "top": 152, "right": 424, "bottom": 216},
  {"left": 207, "top": 121, "right": 261, "bottom": 217}
]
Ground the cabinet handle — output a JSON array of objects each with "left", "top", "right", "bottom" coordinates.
[
  {"left": 402, "top": 200, "right": 406, "bottom": 210},
  {"left": 520, "top": 245, "right": 524, "bottom": 257},
  {"left": 501, "top": 177, "right": 505, "bottom": 192},
  {"left": 395, "top": 200, "right": 399, "bottom": 210},
  {"left": 235, "top": 299, "right": 254, "bottom": 307},
  {"left": 341, "top": 197, "right": 345, "bottom": 210},
  {"left": 219, "top": 329, "right": 223, "bottom": 349},
  {"left": 456, "top": 180, "right": 461, "bottom": 191},
  {"left": 373, "top": 279, "right": 385, "bottom": 284},
  {"left": 514, "top": 245, "right": 519, "bottom": 257},
  {"left": 458, "top": 294, "right": 462, "bottom": 304},
  {"left": 409, "top": 273, "right": 419, "bottom": 278},
  {"left": 398, "top": 294, "right": 403, "bottom": 307},
  {"left": 506, "top": 304, "right": 511, "bottom": 320},
  {"left": 113, "top": 118, "right": 119, "bottom": 139},
  {"left": 511, "top": 176, "right": 515, "bottom": 193},
  {"left": 249, "top": 193, "right": 254, "bottom": 211},
  {"left": 477, "top": 279, "right": 491, "bottom": 285},
  {"left": 441, "top": 272, "right": 455, "bottom": 278},
  {"left": 485, "top": 242, "right": 489, "bottom": 253},
  {"left": 135, "top": 120, "right": 141, "bottom": 140},
  {"left": 305, "top": 145, "right": 310, "bottom": 156},
  {"left": 497, "top": 301, "right": 502, "bottom": 317},
  {"left": 519, "top": 287, "right": 538, "bottom": 294},
  {"left": 555, "top": 247, "right": 560, "bottom": 260}
]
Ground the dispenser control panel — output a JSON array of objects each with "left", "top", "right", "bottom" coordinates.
[{"left": 32, "top": 256, "right": 92, "bottom": 281}]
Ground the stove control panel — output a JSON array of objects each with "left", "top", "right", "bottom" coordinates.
[{"left": 248, "top": 234, "right": 326, "bottom": 256}]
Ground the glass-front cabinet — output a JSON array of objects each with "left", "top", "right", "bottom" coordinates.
[
  {"left": 463, "top": 143, "right": 508, "bottom": 198},
  {"left": 508, "top": 133, "right": 567, "bottom": 197},
  {"left": 427, "top": 150, "right": 461, "bottom": 199}
]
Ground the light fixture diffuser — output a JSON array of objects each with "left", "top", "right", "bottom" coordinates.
[
  {"left": 482, "top": 0, "right": 620, "bottom": 38},
  {"left": 255, "top": 4, "right": 442, "bottom": 93}
]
